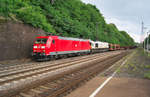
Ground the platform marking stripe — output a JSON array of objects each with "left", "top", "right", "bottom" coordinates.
[{"left": 89, "top": 60, "right": 127, "bottom": 97}]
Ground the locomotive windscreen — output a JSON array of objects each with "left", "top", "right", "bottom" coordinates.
[{"left": 35, "top": 38, "right": 48, "bottom": 44}]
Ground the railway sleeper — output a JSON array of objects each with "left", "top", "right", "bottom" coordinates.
[{"left": 2, "top": 51, "right": 128, "bottom": 97}]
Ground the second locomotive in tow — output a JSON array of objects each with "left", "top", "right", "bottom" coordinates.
[{"left": 32, "top": 35, "right": 120, "bottom": 61}]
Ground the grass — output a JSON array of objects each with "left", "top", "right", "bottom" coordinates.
[
  {"left": 140, "top": 49, "right": 150, "bottom": 79},
  {"left": 144, "top": 71, "right": 150, "bottom": 79},
  {"left": 119, "top": 49, "right": 150, "bottom": 79},
  {"left": 100, "top": 48, "right": 150, "bottom": 79},
  {"left": 145, "top": 65, "right": 150, "bottom": 68},
  {"left": 144, "top": 64, "right": 150, "bottom": 79},
  {"left": 0, "top": 16, "right": 7, "bottom": 23}
]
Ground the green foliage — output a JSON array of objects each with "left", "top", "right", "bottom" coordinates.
[
  {"left": 144, "top": 71, "right": 150, "bottom": 79},
  {"left": 0, "top": 0, "right": 134, "bottom": 46},
  {"left": 0, "top": 0, "right": 55, "bottom": 33},
  {"left": 144, "top": 35, "right": 150, "bottom": 47}
]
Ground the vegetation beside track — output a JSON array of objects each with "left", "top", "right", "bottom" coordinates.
[
  {"left": 142, "top": 50, "right": 150, "bottom": 79},
  {"left": 0, "top": 0, "right": 134, "bottom": 46},
  {"left": 108, "top": 48, "right": 150, "bottom": 79}
]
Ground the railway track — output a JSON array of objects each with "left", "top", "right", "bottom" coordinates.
[
  {"left": 0, "top": 52, "right": 114, "bottom": 78},
  {"left": 0, "top": 51, "right": 112, "bottom": 72},
  {"left": 0, "top": 51, "right": 129, "bottom": 97},
  {"left": 0, "top": 54, "right": 111, "bottom": 84}
]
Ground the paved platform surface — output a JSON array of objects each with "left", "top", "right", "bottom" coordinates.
[{"left": 66, "top": 77, "right": 150, "bottom": 97}]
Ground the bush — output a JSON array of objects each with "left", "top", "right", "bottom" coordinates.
[{"left": 0, "top": 0, "right": 135, "bottom": 46}]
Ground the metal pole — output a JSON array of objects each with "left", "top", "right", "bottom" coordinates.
[
  {"left": 141, "top": 21, "right": 144, "bottom": 43},
  {"left": 148, "top": 31, "right": 150, "bottom": 52},
  {"left": 146, "top": 32, "right": 148, "bottom": 51},
  {"left": 144, "top": 38, "right": 145, "bottom": 52},
  {"left": 51, "top": 0, "right": 55, "bottom": 5},
  {"left": 148, "top": 35, "right": 149, "bottom": 52},
  {"left": 141, "top": 21, "right": 145, "bottom": 52},
  {"left": 142, "top": 21, "right": 147, "bottom": 52}
]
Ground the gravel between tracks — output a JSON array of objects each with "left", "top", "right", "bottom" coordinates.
[{"left": 0, "top": 50, "right": 128, "bottom": 97}]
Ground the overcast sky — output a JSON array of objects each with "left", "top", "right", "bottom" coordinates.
[{"left": 82, "top": 0, "right": 150, "bottom": 43}]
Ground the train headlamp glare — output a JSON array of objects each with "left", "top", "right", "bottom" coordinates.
[
  {"left": 41, "top": 46, "right": 45, "bottom": 49},
  {"left": 34, "top": 46, "right": 37, "bottom": 48}
]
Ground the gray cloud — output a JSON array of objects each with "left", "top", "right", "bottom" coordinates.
[{"left": 100, "top": 0, "right": 150, "bottom": 22}]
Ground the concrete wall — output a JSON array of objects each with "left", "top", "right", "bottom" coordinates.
[{"left": 0, "top": 21, "right": 46, "bottom": 61}]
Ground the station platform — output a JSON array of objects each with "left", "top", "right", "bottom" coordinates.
[{"left": 66, "top": 76, "right": 150, "bottom": 97}]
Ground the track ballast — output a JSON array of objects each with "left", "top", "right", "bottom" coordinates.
[{"left": 0, "top": 51, "right": 129, "bottom": 97}]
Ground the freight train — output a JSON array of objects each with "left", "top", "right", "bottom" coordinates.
[{"left": 32, "top": 35, "right": 129, "bottom": 61}]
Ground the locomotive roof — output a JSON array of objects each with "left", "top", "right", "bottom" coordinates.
[
  {"left": 36, "top": 36, "right": 49, "bottom": 38},
  {"left": 58, "top": 36, "right": 88, "bottom": 41},
  {"left": 36, "top": 35, "right": 89, "bottom": 41}
]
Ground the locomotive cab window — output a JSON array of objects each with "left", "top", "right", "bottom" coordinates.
[
  {"left": 35, "top": 39, "right": 41, "bottom": 44},
  {"left": 35, "top": 38, "right": 48, "bottom": 44},
  {"left": 90, "top": 42, "right": 94, "bottom": 47},
  {"left": 52, "top": 40, "right": 55, "bottom": 44},
  {"left": 90, "top": 42, "right": 92, "bottom": 46}
]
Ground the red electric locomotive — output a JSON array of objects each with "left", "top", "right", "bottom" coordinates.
[{"left": 32, "top": 36, "right": 91, "bottom": 60}]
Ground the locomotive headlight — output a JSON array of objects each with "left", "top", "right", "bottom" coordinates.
[
  {"left": 41, "top": 46, "right": 45, "bottom": 49},
  {"left": 34, "top": 46, "right": 37, "bottom": 48}
]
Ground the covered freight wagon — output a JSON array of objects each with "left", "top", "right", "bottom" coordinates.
[{"left": 89, "top": 40, "right": 109, "bottom": 53}]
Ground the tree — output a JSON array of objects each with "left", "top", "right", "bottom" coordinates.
[{"left": 0, "top": 0, "right": 135, "bottom": 46}]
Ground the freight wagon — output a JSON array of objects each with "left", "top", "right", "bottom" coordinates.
[{"left": 90, "top": 40, "right": 109, "bottom": 53}]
